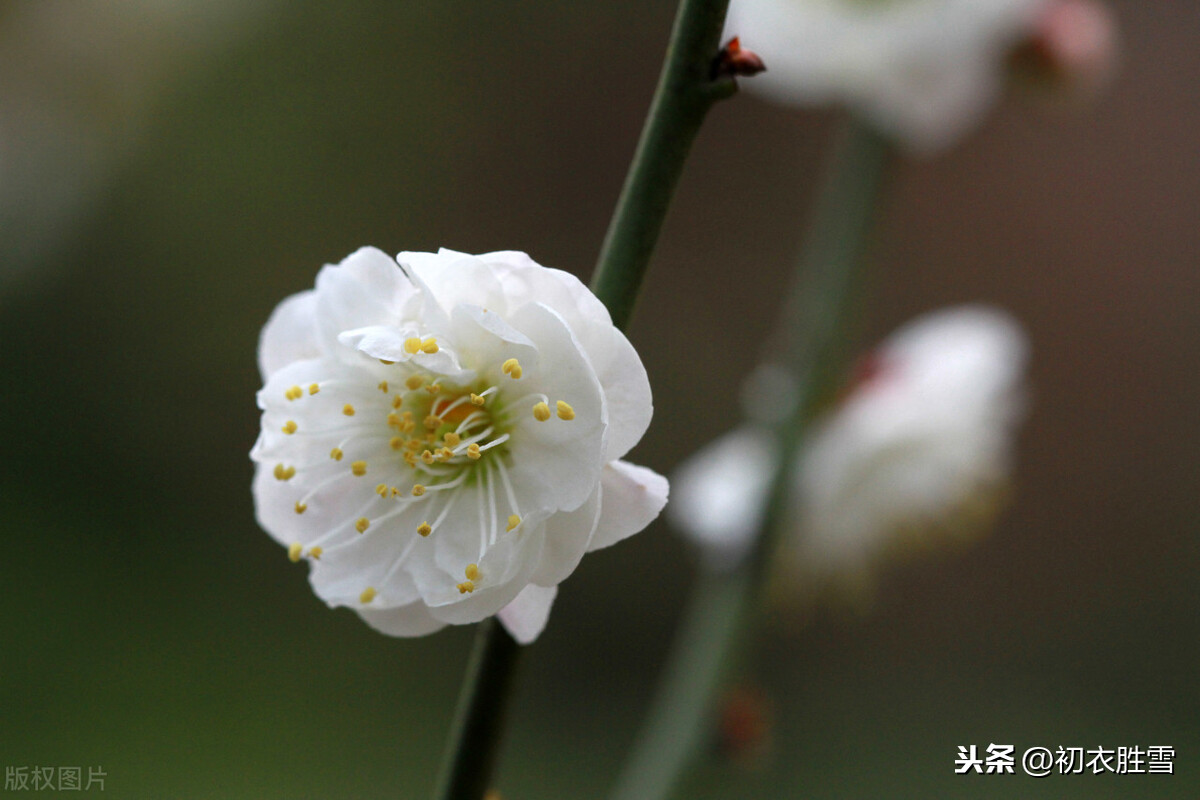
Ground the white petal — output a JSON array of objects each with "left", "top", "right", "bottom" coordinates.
[
  {"left": 478, "top": 250, "right": 612, "bottom": 327},
  {"left": 445, "top": 304, "right": 538, "bottom": 371},
  {"left": 308, "top": 517, "right": 427, "bottom": 609},
  {"left": 669, "top": 428, "right": 775, "bottom": 568},
  {"left": 416, "top": 518, "right": 547, "bottom": 626},
  {"left": 357, "top": 602, "right": 447, "bottom": 638},
  {"left": 726, "top": 0, "right": 1043, "bottom": 152},
  {"left": 467, "top": 252, "right": 652, "bottom": 459},
  {"left": 337, "top": 324, "right": 470, "bottom": 380},
  {"left": 588, "top": 461, "right": 669, "bottom": 552},
  {"left": 397, "top": 249, "right": 507, "bottom": 316},
  {"left": 258, "top": 290, "right": 318, "bottom": 379},
  {"left": 881, "top": 305, "right": 1029, "bottom": 403},
  {"left": 497, "top": 584, "right": 559, "bottom": 645},
  {"left": 503, "top": 302, "right": 607, "bottom": 513},
  {"left": 794, "top": 304, "right": 1029, "bottom": 573},
  {"left": 578, "top": 323, "right": 653, "bottom": 462},
  {"left": 531, "top": 484, "right": 601, "bottom": 586},
  {"left": 314, "top": 247, "right": 418, "bottom": 359}
]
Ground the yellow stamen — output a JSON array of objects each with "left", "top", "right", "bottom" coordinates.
[
  {"left": 420, "top": 337, "right": 439, "bottom": 354},
  {"left": 421, "top": 450, "right": 435, "bottom": 465},
  {"left": 404, "top": 337, "right": 422, "bottom": 354},
  {"left": 387, "top": 412, "right": 402, "bottom": 428},
  {"left": 308, "top": 383, "right": 320, "bottom": 395},
  {"left": 506, "top": 515, "right": 520, "bottom": 532},
  {"left": 274, "top": 464, "right": 295, "bottom": 481},
  {"left": 355, "top": 517, "right": 370, "bottom": 533},
  {"left": 330, "top": 447, "right": 344, "bottom": 461},
  {"left": 405, "top": 375, "right": 425, "bottom": 391},
  {"left": 375, "top": 483, "right": 388, "bottom": 497},
  {"left": 417, "top": 522, "right": 432, "bottom": 537},
  {"left": 281, "top": 420, "right": 298, "bottom": 434},
  {"left": 556, "top": 400, "right": 575, "bottom": 421},
  {"left": 457, "top": 581, "right": 476, "bottom": 594},
  {"left": 343, "top": 404, "right": 356, "bottom": 417},
  {"left": 360, "top": 587, "right": 377, "bottom": 604},
  {"left": 351, "top": 461, "right": 367, "bottom": 476},
  {"left": 467, "top": 443, "right": 481, "bottom": 460},
  {"left": 501, "top": 358, "right": 522, "bottom": 379},
  {"left": 288, "top": 542, "right": 303, "bottom": 562},
  {"left": 390, "top": 436, "right": 404, "bottom": 450},
  {"left": 465, "top": 563, "right": 480, "bottom": 581},
  {"left": 309, "top": 546, "right": 323, "bottom": 559},
  {"left": 294, "top": 501, "right": 307, "bottom": 515},
  {"left": 423, "top": 414, "right": 442, "bottom": 430},
  {"left": 532, "top": 401, "right": 551, "bottom": 421},
  {"left": 470, "top": 393, "right": 486, "bottom": 406},
  {"left": 425, "top": 383, "right": 441, "bottom": 395},
  {"left": 402, "top": 451, "right": 417, "bottom": 467},
  {"left": 286, "top": 385, "right": 302, "bottom": 401},
  {"left": 412, "top": 484, "right": 426, "bottom": 497},
  {"left": 444, "top": 432, "right": 462, "bottom": 448},
  {"left": 378, "top": 380, "right": 389, "bottom": 393},
  {"left": 392, "top": 395, "right": 404, "bottom": 409},
  {"left": 437, "top": 447, "right": 454, "bottom": 461}
]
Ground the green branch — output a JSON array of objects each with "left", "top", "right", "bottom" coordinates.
[
  {"left": 431, "top": 2, "right": 736, "bottom": 798},
  {"left": 608, "top": 120, "right": 893, "bottom": 800},
  {"left": 590, "top": 0, "right": 736, "bottom": 327},
  {"left": 432, "top": 619, "right": 521, "bottom": 800}
]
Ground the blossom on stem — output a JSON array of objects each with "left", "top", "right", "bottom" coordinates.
[
  {"left": 671, "top": 306, "right": 1029, "bottom": 584},
  {"left": 252, "top": 248, "right": 667, "bottom": 642},
  {"left": 724, "top": 0, "right": 1058, "bottom": 152}
]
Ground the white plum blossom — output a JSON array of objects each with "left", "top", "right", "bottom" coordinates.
[
  {"left": 252, "top": 247, "right": 667, "bottom": 643},
  {"left": 724, "top": 0, "right": 1047, "bottom": 152},
  {"left": 671, "top": 306, "right": 1028, "bottom": 582}
]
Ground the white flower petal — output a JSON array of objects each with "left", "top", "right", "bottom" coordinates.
[
  {"left": 478, "top": 250, "right": 613, "bottom": 327},
  {"left": 531, "top": 484, "right": 601, "bottom": 587},
  {"left": 398, "top": 249, "right": 508, "bottom": 316},
  {"left": 465, "top": 252, "right": 651, "bottom": 458},
  {"left": 417, "top": 519, "right": 546, "bottom": 626},
  {"left": 446, "top": 305, "right": 538, "bottom": 366},
  {"left": 579, "top": 324, "right": 653, "bottom": 462},
  {"left": 669, "top": 429, "right": 774, "bottom": 569},
  {"left": 337, "top": 324, "right": 469, "bottom": 379},
  {"left": 497, "top": 584, "right": 559, "bottom": 645},
  {"left": 588, "top": 460, "right": 670, "bottom": 553},
  {"left": 726, "top": 0, "right": 1044, "bottom": 152},
  {"left": 357, "top": 602, "right": 447, "bottom": 638},
  {"left": 314, "top": 247, "right": 419, "bottom": 359},
  {"left": 258, "top": 290, "right": 318, "bottom": 379},
  {"left": 503, "top": 302, "right": 607, "bottom": 513}
]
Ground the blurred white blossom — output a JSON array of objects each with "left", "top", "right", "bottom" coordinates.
[
  {"left": 672, "top": 306, "right": 1028, "bottom": 584},
  {"left": 252, "top": 248, "right": 666, "bottom": 643},
  {"left": 724, "top": 0, "right": 1046, "bottom": 152}
]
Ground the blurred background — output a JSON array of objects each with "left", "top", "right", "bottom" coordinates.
[{"left": 1, "top": 1, "right": 1196, "bottom": 797}]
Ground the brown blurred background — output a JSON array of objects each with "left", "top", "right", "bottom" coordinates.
[{"left": 0, "top": 2, "right": 1195, "bottom": 797}]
